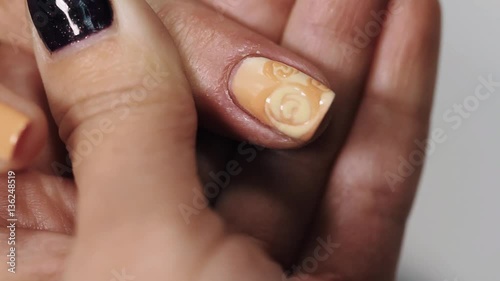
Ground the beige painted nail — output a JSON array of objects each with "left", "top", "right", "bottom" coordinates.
[
  {"left": 0, "top": 103, "right": 30, "bottom": 161},
  {"left": 230, "top": 57, "right": 335, "bottom": 141}
]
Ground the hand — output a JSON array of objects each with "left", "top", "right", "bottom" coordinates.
[{"left": 0, "top": 0, "right": 440, "bottom": 280}]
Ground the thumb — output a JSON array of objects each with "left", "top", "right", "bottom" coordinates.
[
  {"left": 28, "top": 0, "right": 201, "bottom": 240},
  {"left": 27, "top": 0, "right": 222, "bottom": 279}
]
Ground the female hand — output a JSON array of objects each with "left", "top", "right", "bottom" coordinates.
[{"left": 0, "top": 0, "right": 441, "bottom": 280}]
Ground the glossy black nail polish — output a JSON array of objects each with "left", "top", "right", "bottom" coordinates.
[{"left": 27, "top": 0, "right": 113, "bottom": 52}]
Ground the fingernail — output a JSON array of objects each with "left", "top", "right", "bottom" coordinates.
[
  {"left": 230, "top": 57, "right": 335, "bottom": 142},
  {"left": 27, "top": 0, "right": 113, "bottom": 52},
  {"left": 0, "top": 103, "right": 30, "bottom": 162}
]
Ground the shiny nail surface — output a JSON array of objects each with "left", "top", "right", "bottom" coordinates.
[
  {"left": 27, "top": 0, "right": 113, "bottom": 52},
  {"left": 0, "top": 103, "right": 30, "bottom": 161},
  {"left": 230, "top": 57, "right": 335, "bottom": 141}
]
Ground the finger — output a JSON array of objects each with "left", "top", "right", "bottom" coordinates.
[
  {"left": 26, "top": 1, "right": 279, "bottom": 280},
  {"left": 198, "top": 0, "right": 295, "bottom": 41},
  {"left": 0, "top": 0, "right": 68, "bottom": 175},
  {"left": 0, "top": 40, "right": 67, "bottom": 175},
  {"left": 148, "top": 0, "right": 336, "bottom": 148},
  {"left": 0, "top": 0, "right": 33, "bottom": 53},
  {"left": 0, "top": 171, "right": 76, "bottom": 233},
  {"left": 299, "top": 0, "right": 442, "bottom": 280},
  {"left": 210, "top": 0, "right": 393, "bottom": 265},
  {"left": 0, "top": 171, "right": 74, "bottom": 279},
  {"left": 28, "top": 0, "right": 202, "bottom": 224},
  {"left": 0, "top": 42, "right": 39, "bottom": 99},
  {"left": 0, "top": 229, "right": 70, "bottom": 279},
  {"left": 0, "top": 85, "right": 47, "bottom": 172},
  {"left": 283, "top": 0, "right": 391, "bottom": 143},
  {"left": 214, "top": 146, "right": 333, "bottom": 266}
]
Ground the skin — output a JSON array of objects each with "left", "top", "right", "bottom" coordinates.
[{"left": 0, "top": 0, "right": 441, "bottom": 280}]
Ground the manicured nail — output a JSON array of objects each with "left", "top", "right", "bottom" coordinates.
[
  {"left": 230, "top": 57, "right": 335, "bottom": 141},
  {"left": 0, "top": 103, "right": 30, "bottom": 162},
  {"left": 27, "top": 0, "right": 113, "bottom": 52}
]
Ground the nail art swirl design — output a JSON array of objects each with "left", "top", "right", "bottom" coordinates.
[
  {"left": 265, "top": 85, "right": 312, "bottom": 126},
  {"left": 230, "top": 57, "right": 335, "bottom": 141},
  {"left": 262, "top": 61, "right": 334, "bottom": 139}
]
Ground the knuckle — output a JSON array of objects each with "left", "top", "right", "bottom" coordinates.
[
  {"left": 54, "top": 45, "right": 193, "bottom": 144},
  {"left": 58, "top": 78, "right": 193, "bottom": 146},
  {"left": 156, "top": 1, "right": 219, "bottom": 53},
  {"left": 57, "top": 85, "right": 138, "bottom": 144}
]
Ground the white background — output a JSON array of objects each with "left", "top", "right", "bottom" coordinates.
[{"left": 397, "top": 0, "right": 500, "bottom": 280}]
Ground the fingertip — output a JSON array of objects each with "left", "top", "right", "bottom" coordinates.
[
  {"left": 11, "top": 117, "right": 48, "bottom": 170},
  {"left": 227, "top": 56, "right": 336, "bottom": 149},
  {"left": 0, "top": 87, "right": 47, "bottom": 172}
]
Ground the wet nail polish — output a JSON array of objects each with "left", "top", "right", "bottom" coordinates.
[
  {"left": 27, "top": 0, "right": 113, "bottom": 52},
  {"left": 0, "top": 103, "right": 30, "bottom": 162},
  {"left": 230, "top": 57, "right": 335, "bottom": 141}
]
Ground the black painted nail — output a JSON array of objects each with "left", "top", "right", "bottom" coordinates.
[{"left": 27, "top": 0, "right": 113, "bottom": 52}]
